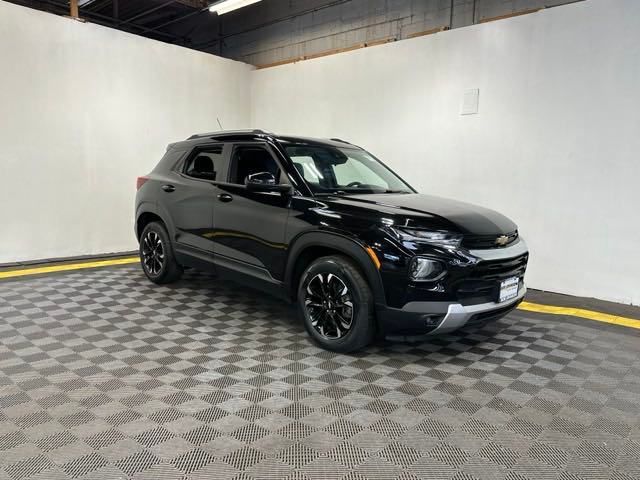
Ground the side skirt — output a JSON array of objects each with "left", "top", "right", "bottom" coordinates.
[{"left": 175, "top": 245, "right": 291, "bottom": 302}]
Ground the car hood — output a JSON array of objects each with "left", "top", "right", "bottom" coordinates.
[{"left": 324, "top": 193, "right": 517, "bottom": 235}]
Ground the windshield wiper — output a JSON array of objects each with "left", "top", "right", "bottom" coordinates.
[
  {"left": 315, "top": 190, "right": 347, "bottom": 196},
  {"left": 316, "top": 189, "right": 409, "bottom": 196}
]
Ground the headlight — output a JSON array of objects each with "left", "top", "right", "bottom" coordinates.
[
  {"left": 393, "top": 228, "right": 463, "bottom": 247},
  {"left": 409, "top": 257, "right": 445, "bottom": 281}
]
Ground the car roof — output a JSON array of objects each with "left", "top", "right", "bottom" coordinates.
[{"left": 168, "top": 130, "right": 362, "bottom": 150}]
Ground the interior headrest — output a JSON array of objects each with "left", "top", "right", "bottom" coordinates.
[{"left": 193, "top": 155, "right": 213, "bottom": 173}]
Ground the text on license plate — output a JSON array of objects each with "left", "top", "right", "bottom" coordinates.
[{"left": 499, "top": 277, "right": 519, "bottom": 303}]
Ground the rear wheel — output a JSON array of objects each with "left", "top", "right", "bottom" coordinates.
[
  {"left": 139, "top": 221, "right": 183, "bottom": 284},
  {"left": 297, "top": 255, "right": 375, "bottom": 353}
]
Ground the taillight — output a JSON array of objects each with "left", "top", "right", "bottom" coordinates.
[{"left": 136, "top": 176, "right": 149, "bottom": 190}]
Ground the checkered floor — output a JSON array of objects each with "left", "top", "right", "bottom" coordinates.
[{"left": 1, "top": 265, "right": 639, "bottom": 480}]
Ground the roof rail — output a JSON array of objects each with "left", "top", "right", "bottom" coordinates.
[
  {"left": 187, "top": 129, "right": 271, "bottom": 140},
  {"left": 329, "top": 138, "right": 352, "bottom": 145}
]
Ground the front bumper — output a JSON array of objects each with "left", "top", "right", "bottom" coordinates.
[
  {"left": 378, "top": 283, "right": 526, "bottom": 340},
  {"left": 376, "top": 237, "right": 529, "bottom": 339}
]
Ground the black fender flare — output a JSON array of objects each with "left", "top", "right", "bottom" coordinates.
[
  {"left": 135, "top": 202, "right": 175, "bottom": 241},
  {"left": 284, "top": 231, "right": 386, "bottom": 307}
]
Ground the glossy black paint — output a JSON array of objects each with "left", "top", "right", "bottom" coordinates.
[{"left": 135, "top": 130, "right": 527, "bottom": 335}]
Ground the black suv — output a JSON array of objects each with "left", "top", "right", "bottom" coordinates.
[{"left": 135, "top": 130, "right": 528, "bottom": 352}]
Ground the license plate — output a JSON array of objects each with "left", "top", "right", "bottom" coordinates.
[{"left": 499, "top": 277, "right": 519, "bottom": 303}]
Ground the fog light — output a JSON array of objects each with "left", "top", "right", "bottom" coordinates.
[
  {"left": 422, "top": 314, "right": 443, "bottom": 327},
  {"left": 409, "top": 257, "right": 445, "bottom": 281}
]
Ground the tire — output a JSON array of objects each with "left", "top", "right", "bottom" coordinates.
[
  {"left": 139, "top": 221, "right": 183, "bottom": 284},
  {"left": 297, "top": 255, "right": 376, "bottom": 353}
]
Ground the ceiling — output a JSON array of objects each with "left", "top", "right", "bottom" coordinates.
[
  {"left": 5, "top": 0, "right": 581, "bottom": 66},
  {"left": 5, "top": 0, "right": 231, "bottom": 54}
]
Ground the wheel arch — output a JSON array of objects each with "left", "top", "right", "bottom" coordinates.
[
  {"left": 284, "top": 231, "right": 386, "bottom": 306},
  {"left": 135, "top": 203, "right": 173, "bottom": 241}
]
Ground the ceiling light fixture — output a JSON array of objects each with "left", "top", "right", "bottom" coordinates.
[{"left": 208, "top": 0, "right": 262, "bottom": 15}]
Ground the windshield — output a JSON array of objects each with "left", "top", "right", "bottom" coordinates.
[{"left": 285, "top": 144, "right": 413, "bottom": 194}]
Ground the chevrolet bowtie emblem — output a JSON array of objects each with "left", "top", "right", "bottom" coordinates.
[{"left": 495, "top": 235, "right": 510, "bottom": 246}]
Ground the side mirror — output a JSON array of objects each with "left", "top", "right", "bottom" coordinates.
[{"left": 245, "top": 172, "right": 293, "bottom": 194}]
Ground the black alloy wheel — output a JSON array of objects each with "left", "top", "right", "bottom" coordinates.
[
  {"left": 298, "top": 255, "right": 376, "bottom": 352},
  {"left": 141, "top": 231, "right": 164, "bottom": 276},
  {"left": 304, "top": 272, "right": 354, "bottom": 339},
  {"left": 139, "top": 221, "right": 183, "bottom": 284}
]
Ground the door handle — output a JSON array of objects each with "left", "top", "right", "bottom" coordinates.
[
  {"left": 218, "top": 193, "right": 233, "bottom": 203},
  {"left": 162, "top": 184, "right": 175, "bottom": 193}
]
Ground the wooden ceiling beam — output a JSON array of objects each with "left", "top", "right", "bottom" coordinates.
[{"left": 70, "top": 0, "right": 78, "bottom": 17}]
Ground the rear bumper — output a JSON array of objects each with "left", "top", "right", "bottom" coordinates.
[{"left": 378, "top": 283, "right": 526, "bottom": 340}]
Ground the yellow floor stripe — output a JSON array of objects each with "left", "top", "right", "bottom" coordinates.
[
  {"left": 1, "top": 258, "right": 639, "bottom": 330},
  {"left": 518, "top": 301, "right": 640, "bottom": 330},
  {"left": 0, "top": 257, "right": 139, "bottom": 279}
]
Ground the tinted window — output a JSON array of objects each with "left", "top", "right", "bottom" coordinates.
[
  {"left": 228, "top": 145, "right": 281, "bottom": 185},
  {"left": 334, "top": 159, "right": 388, "bottom": 188},
  {"left": 291, "top": 156, "right": 322, "bottom": 184},
  {"left": 184, "top": 147, "right": 222, "bottom": 180},
  {"left": 285, "top": 145, "right": 412, "bottom": 194}
]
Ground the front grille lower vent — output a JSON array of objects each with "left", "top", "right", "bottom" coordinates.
[
  {"left": 455, "top": 253, "right": 528, "bottom": 304},
  {"left": 469, "top": 253, "right": 528, "bottom": 282}
]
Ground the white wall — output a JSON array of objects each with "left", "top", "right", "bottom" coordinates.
[
  {"left": 250, "top": 0, "right": 640, "bottom": 305},
  {"left": 0, "top": 1, "right": 252, "bottom": 264},
  {"left": 2, "top": 0, "right": 638, "bottom": 306}
]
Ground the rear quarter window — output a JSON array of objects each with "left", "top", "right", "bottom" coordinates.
[{"left": 183, "top": 147, "right": 224, "bottom": 181}]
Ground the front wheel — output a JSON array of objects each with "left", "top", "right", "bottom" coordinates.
[
  {"left": 297, "top": 255, "right": 376, "bottom": 353},
  {"left": 139, "top": 221, "right": 183, "bottom": 284}
]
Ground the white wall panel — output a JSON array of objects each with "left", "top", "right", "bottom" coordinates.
[
  {"left": 250, "top": 0, "right": 640, "bottom": 305},
  {"left": 0, "top": 1, "right": 252, "bottom": 263},
  {"left": 2, "top": 0, "right": 638, "bottom": 306}
]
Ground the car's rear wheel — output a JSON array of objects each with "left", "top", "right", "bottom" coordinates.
[
  {"left": 297, "top": 255, "right": 375, "bottom": 353},
  {"left": 140, "top": 221, "right": 183, "bottom": 284}
]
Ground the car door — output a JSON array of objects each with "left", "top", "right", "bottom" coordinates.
[
  {"left": 163, "top": 144, "right": 226, "bottom": 255},
  {"left": 212, "top": 142, "right": 291, "bottom": 281}
]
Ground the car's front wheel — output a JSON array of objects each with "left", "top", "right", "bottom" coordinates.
[
  {"left": 297, "top": 255, "right": 376, "bottom": 353},
  {"left": 139, "top": 221, "right": 183, "bottom": 284}
]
